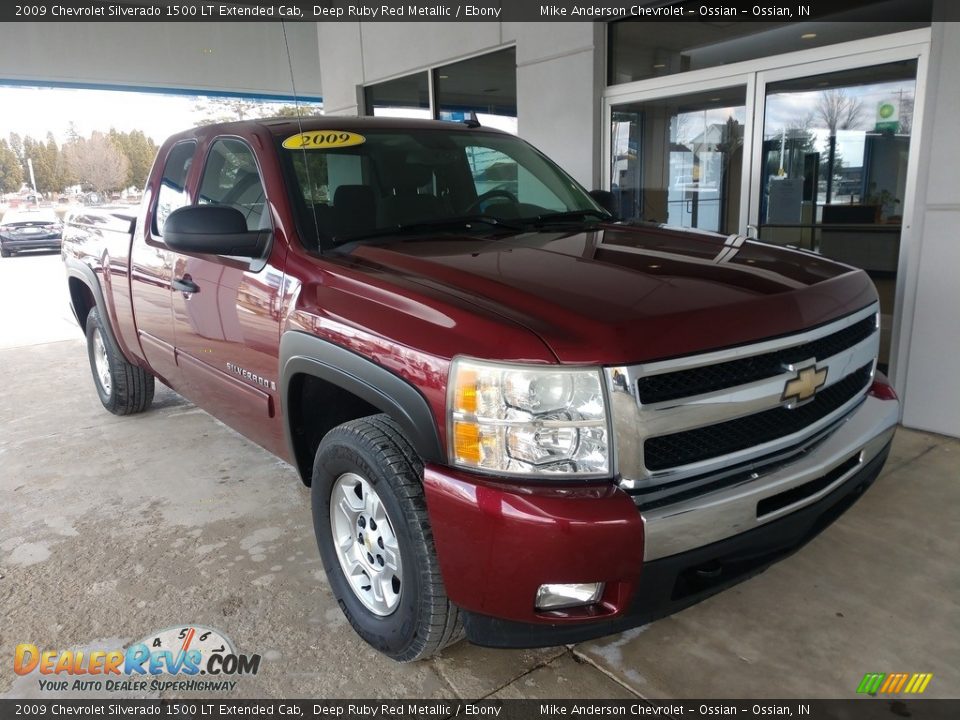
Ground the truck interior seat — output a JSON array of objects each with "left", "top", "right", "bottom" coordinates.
[
  {"left": 381, "top": 164, "right": 447, "bottom": 226},
  {"left": 333, "top": 185, "right": 377, "bottom": 240}
]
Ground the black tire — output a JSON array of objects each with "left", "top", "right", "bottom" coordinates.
[
  {"left": 311, "top": 414, "right": 463, "bottom": 661},
  {"left": 1, "top": 247, "right": 11, "bottom": 258},
  {"left": 85, "top": 306, "right": 155, "bottom": 415}
]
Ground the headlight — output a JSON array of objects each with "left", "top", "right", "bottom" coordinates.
[{"left": 447, "top": 358, "right": 610, "bottom": 478}]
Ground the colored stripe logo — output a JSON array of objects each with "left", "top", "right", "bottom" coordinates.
[{"left": 857, "top": 673, "right": 933, "bottom": 694}]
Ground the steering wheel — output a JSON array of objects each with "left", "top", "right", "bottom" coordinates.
[{"left": 465, "top": 189, "right": 519, "bottom": 215}]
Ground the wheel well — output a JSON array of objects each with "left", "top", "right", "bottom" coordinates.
[
  {"left": 68, "top": 278, "right": 96, "bottom": 332},
  {"left": 288, "top": 373, "right": 381, "bottom": 485}
]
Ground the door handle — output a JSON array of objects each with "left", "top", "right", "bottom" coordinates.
[{"left": 172, "top": 277, "right": 200, "bottom": 294}]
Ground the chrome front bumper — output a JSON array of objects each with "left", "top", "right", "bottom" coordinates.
[{"left": 640, "top": 393, "right": 899, "bottom": 561}]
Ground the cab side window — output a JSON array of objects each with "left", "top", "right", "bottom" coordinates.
[
  {"left": 198, "top": 139, "right": 271, "bottom": 231},
  {"left": 153, "top": 141, "right": 196, "bottom": 236}
]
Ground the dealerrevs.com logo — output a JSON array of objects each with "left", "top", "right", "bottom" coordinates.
[{"left": 14, "top": 625, "right": 261, "bottom": 693}]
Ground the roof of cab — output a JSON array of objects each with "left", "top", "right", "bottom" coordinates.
[
  {"left": 174, "top": 115, "right": 503, "bottom": 141},
  {"left": 263, "top": 116, "right": 501, "bottom": 135}
]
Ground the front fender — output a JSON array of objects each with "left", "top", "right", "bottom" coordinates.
[{"left": 279, "top": 331, "right": 445, "bottom": 468}]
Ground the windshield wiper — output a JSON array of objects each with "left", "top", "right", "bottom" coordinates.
[
  {"left": 336, "top": 215, "right": 525, "bottom": 243},
  {"left": 524, "top": 209, "right": 612, "bottom": 227}
]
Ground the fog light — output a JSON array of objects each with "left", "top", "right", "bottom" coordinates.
[{"left": 535, "top": 582, "right": 604, "bottom": 610}]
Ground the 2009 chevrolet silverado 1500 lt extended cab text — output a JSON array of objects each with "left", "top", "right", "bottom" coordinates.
[{"left": 62, "top": 118, "right": 899, "bottom": 661}]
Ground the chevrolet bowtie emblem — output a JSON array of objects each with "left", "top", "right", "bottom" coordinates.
[{"left": 782, "top": 363, "right": 828, "bottom": 406}]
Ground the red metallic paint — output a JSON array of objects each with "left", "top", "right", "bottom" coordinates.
[
  {"left": 347, "top": 229, "right": 878, "bottom": 366},
  {"left": 422, "top": 464, "right": 644, "bottom": 623},
  {"left": 64, "top": 118, "right": 889, "bottom": 631},
  {"left": 869, "top": 371, "right": 899, "bottom": 401}
]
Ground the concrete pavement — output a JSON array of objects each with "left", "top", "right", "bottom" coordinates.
[{"left": 1, "top": 252, "right": 957, "bottom": 699}]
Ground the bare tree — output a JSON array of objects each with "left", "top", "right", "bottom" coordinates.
[
  {"left": 193, "top": 97, "right": 264, "bottom": 126},
  {"left": 816, "top": 89, "right": 865, "bottom": 134},
  {"left": 898, "top": 93, "right": 915, "bottom": 134},
  {"left": 193, "top": 97, "right": 324, "bottom": 126},
  {"left": 815, "top": 91, "right": 863, "bottom": 204},
  {"left": 64, "top": 132, "right": 129, "bottom": 196}
]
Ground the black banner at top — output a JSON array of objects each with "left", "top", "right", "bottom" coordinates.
[{"left": 0, "top": 0, "right": 953, "bottom": 23}]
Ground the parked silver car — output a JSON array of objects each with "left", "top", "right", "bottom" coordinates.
[{"left": 0, "top": 208, "right": 63, "bottom": 257}]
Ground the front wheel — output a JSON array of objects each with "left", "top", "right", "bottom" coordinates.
[
  {"left": 85, "top": 307, "right": 155, "bottom": 415},
  {"left": 311, "top": 415, "right": 462, "bottom": 661},
  {"left": 0, "top": 247, "right": 11, "bottom": 258}
]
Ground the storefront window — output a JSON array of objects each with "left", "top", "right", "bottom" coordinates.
[
  {"left": 434, "top": 48, "right": 517, "bottom": 134},
  {"left": 611, "top": 86, "right": 746, "bottom": 235},
  {"left": 758, "top": 60, "right": 918, "bottom": 369},
  {"left": 608, "top": 2, "right": 929, "bottom": 86},
  {"left": 363, "top": 50, "right": 517, "bottom": 132},
  {"left": 364, "top": 73, "right": 430, "bottom": 118}
]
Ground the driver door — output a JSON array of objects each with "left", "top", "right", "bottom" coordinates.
[{"left": 170, "top": 136, "right": 285, "bottom": 451}]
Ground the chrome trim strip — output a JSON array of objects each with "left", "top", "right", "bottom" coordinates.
[
  {"left": 639, "top": 394, "right": 898, "bottom": 560},
  {"left": 605, "top": 303, "right": 880, "bottom": 487},
  {"left": 635, "top": 303, "right": 878, "bottom": 378}
]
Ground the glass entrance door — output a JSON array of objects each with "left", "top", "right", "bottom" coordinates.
[
  {"left": 754, "top": 59, "right": 919, "bottom": 370},
  {"left": 609, "top": 84, "right": 748, "bottom": 235},
  {"left": 606, "top": 38, "right": 926, "bottom": 376}
]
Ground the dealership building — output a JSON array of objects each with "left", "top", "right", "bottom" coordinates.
[{"left": 2, "top": 1, "right": 957, "bottom": 438}]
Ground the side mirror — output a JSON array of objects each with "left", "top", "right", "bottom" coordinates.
[
  {"left": 163, "top": 205, "right": 269, "bottom": 258},
  {"left": 589, "top": 189, "right": 617, "bottom": 218}
]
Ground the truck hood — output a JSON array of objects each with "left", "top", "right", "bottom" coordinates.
[{"left": 346, "top": 225, "right": 877, "bottom": 364}]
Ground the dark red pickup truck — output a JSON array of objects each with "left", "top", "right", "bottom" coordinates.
[{"left": 62, "top": 117, "right": 899, "bottom": 661}]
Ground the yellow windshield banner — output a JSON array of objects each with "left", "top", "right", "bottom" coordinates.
[{"left": 282, "top": 131, "right": 366, "bottom": 150}]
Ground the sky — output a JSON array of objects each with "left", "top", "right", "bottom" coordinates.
[
  {"left": 0, "top": 86, "right": 321, "bottom": 147},
  {"left": 764, "top": 79, "right": 916, "bottom": 165},
  {"left": 662, "top": 78, "right": 916, "bottom": 171}
]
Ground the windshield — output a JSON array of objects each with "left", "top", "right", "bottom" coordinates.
[{"left": 278, "top": 128, "right": 606, "bottom": 251}]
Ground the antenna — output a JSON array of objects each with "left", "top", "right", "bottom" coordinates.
[
  {"left": 463, "top": 111, "right": 481, "bottom": 129},
  {"left": 281, "top": 21, "right": 323, "bottom": 252}
]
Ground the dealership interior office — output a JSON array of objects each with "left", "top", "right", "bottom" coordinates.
[{"left": 2, "top": 0, "right": 957, "bottom": 440}]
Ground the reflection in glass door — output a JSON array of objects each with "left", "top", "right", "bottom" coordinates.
[
  {"left": 757, "top": 60, "right": 918, "bottom": 369},
  {"left": 610, "top": 86, "right": 746, "bottom": 235},
  {"left": 606, "top": 35, "right": 927, "bottom": 380}
]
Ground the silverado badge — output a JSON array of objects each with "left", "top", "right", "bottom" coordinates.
[{"left": 782, "top": 363, "right": 828, "bottom": 407}]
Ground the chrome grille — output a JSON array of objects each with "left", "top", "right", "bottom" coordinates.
[
  {"left": 636, "top": 316, "right": 876, "bottom": 405},
  {"left": 605, "top": 303, "right": 880, "bottom": 496},
  {"left": 644, "top": 363, "right": 872, "bottom": 470}
]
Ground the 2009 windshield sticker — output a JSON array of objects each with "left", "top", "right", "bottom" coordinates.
[{"left": 282, "top": 130, "right": 365, "bottom": 150}]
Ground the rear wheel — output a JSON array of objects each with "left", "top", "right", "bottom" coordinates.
[
  {"left": 85, "top": 307, "right": 155, "bottom": 415},
  {"left": 311, "top": 414, "right": 462, "bottom": 661}
]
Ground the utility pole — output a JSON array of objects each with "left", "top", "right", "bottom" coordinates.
[{"left": 27, "top": 158, "right": 38, "bottom": 206}]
